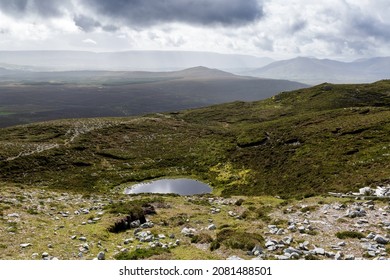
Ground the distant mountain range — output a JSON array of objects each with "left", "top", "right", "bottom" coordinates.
[
  {"left": 0, "top": 51, "right": 388, "bottom": 84},
  {"left": 245, "top": 56, "right": 390, "bottom": 84},
  {"left": 0, "top": 50, "right": 273, "bottom": 72}
]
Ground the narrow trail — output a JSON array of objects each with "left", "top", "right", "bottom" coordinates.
[{"left": 4, "top": 120, "right": 114, "bottom": 162}]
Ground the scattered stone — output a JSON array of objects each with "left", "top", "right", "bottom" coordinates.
[
  {"left": 325, "top": 251, "right": 335, "bottom": 258},
  {"left": 335, "top": 252, "right": 344, "bottom": 260},
  {"left": 228, "top": 211, "right": 237, "bottom": 217},
  {"left": 366, "top": 232, "right": 376, "bottom": 239},
  {"left": 251, "top": 245, "right": 263, "bottom": 256},
  {"left": 337, "top": 241, "right": 346, "bottom": 247},
  {"left": 226, "top": 255, "right": 243, "bottom": 260},
  {"left": 181, "top": 227, "right": 196, "bottom": 237},
  {"left": 346, "top": 208, "right": 366, "bottom": 218},
  {"left": 265, "top": 240, "right": 276, "bottom": 248},
  {"left": 282, "top": 236, "right": 293, "bottom": 245},
  {"left": 374, "top": 235, "right": 389, "bottom": 244},
  {"left": 79, "top": 237, "right": 87, "bottom": 241},
  {"left": 276, "top": 255, "right": 289, "bottom": 260},
  {"left": 345, "top": 254, "right": 355, "bottom": 260},
  {"left": 8, "top": 213, "right": 20, "bottom": 218},
  {"left": 158, "top": 234, "right": 166, "bottom": 239},
  {"left": 208, "top": 224, "right": 216, "bottom": 230},
  {"left": 20, "top": 243, "right": 32, "bottom": 248},
  {"left": 124, "top": 238, "right": 133, "bottom": 245},
  {"left": 42, "top": 252, "right": 49, "bottom": 258},
  {"left": 367, "top": 251, "right": 376, "bottom": 257},
  {"left": 140, "top": 221, "right": 154, "bottom": 228},
  {"left": 169, "top": 234, "right": 175, "bottom": 239},
  {"left": 130, "top": 220, "right": 141, "bottom": 228},
  {"left": 284, "top": 247, "right": 302, "bottom": 255},
  {"left": 31, "top": 253, "right": 39, "bottom": 258},
  {"left": 313, "top": 247, "right": 325, "bottom": 255},
  {"left": 97, "top": 251, "right": 105, "bottom": 260},
  {"left": 71, "top": 235, "right": 77, "bottom": 240}
]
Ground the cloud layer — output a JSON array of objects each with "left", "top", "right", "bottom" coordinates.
[
  {"left": 0, "top": 0, "right": 389, "bottom": 60},
  {"left": 82, "top": 0, "right": 264, "bottom": 27}
]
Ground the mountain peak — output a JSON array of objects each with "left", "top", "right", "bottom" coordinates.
[{"left": 175, "top": 66, "right": 237, "bottom": 79}]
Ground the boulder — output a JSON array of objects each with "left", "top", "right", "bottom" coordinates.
[{"left": 374, "top": 235, "right": 389, "bottom": 244}]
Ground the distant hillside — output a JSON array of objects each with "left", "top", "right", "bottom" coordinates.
[
  {"left": 0, "top": 80, "right": 389, "bottom": 198},
  {"left": 246, "top": 56, "right": 390, "bottom": 84},
  {"left": 0, "top": 67, "right": 307, "bottom": 127},
  {"left": 0, "top": 50, "right": 274, "bottom": 71}
]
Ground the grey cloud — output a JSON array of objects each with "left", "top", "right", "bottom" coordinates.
[
  {"left": 74, "top": 15, "right": 102, "bottom": 32},
  {"left": 0, "top": 0, "right": 70, "bottom": 17},
  {"left": 289, "top": 19, "right": 307, "bottom": 33},
  {"left": 102, "top": 25, "right": 120, "bottom": 32},
  {"left": 82, "top": 0, "right": 264, "bottom": 27},
  {"left": 352, "top": 17, "right": 390, "bottom": 42}
]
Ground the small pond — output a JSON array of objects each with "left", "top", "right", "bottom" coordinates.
[{"left": 124, "top": 178, "right": 211, "bottom": 195}]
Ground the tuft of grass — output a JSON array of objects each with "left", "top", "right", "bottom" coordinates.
[
  {"left": 210, "top": 229, "right": 264, "bottom": 251},
  {"left": 300, "top": 205, "right": 318, "bottom": 213},
  {"left": 114, "top": 247, "right": 170, "bottom": 260},
  {"left": 191, "top": 233, "right": 214, "bottom": 244},
  {"left": 336, "top": 231, "right": 365, "bottom": 239}
]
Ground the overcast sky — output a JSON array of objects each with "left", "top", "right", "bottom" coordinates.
[{"left": 0, "top": 0, "right": 389, "bottom": 60}]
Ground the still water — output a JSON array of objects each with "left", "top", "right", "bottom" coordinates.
[{"left": 124, "top": 178, "right": 211, "bottom": 195}]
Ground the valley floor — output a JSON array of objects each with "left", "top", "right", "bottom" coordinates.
[{"left": 1, "top": 183, "right": 389, "bottom": 260}]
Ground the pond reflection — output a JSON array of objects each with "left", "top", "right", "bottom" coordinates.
[{"left": 124, "top": 178, "right": 211, "bottom": 195}]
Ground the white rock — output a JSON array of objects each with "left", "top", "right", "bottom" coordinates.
[
  {"left": 226, "top": 255, "right": 243, "bottom": 260},
  {"left": 313, "top": 248, "right": 325, "bottom": 255},
  {"left": 20, "top": 243, "right": 32, "bottom": 248},
  {"left": 207, "top": 224, "right": 217, "bottom": 230},
  {"left": 7, "top": 213, "right": 20, "bottom": 218}
]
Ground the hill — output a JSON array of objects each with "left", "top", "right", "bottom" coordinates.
[
  {"left": 0, "top": 67, "right": 306, "bottom": 127},
  {"left": 246, "top": 57, "right": 390, "bottom": 84},
  {"left": 0, "top": 80, "right": 389, "bottom": 198}
]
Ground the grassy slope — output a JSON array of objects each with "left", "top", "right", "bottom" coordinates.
[{"left": 0, "top": 81, "right": 389, "bottom": 198}]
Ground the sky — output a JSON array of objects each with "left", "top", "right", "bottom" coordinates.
[{"left": 0, "top": 0, "right": 389, "bottom": 61}]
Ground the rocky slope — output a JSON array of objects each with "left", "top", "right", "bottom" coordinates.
[{"left": 1, "top": 183, "right": 389, "bottom": 260}]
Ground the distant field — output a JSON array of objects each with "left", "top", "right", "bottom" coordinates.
[{"left": 0, "top": 68, "right": 306, "bottom": 127}]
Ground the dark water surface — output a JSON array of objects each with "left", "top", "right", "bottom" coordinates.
[{"left": 124, "top": 178, "right": 211, "bottom": 195}]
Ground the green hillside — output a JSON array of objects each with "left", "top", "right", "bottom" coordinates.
[{"left": 1, "top": 80, "right": 389, "bottom": 198}]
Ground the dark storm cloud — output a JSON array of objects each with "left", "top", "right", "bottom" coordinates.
[
  {"left": 83, "top": 0, "right": 264, "bottom": 27},
  {"left": 0, "top": 0, "right": 69, "bottom": 17}
]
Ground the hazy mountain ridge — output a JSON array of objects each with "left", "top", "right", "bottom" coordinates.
[
  {"left": 246, "top": 56, "right": 390, "bottom": 84},
  {"left": 0, "top": 50, "right": 274, "bottom": 72}
]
